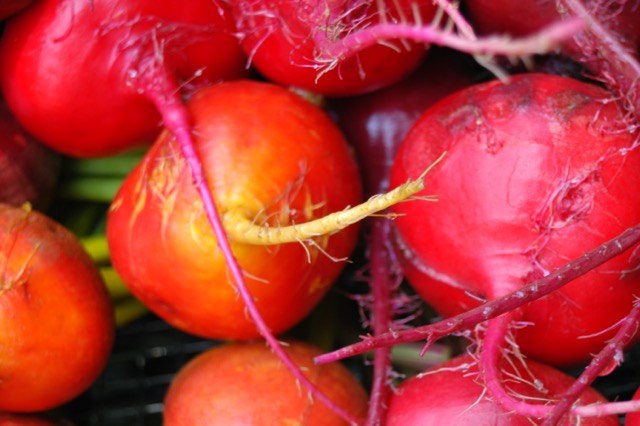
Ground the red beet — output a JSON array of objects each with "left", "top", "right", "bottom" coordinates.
[
  {"left": 386, "top": 354, "right": 619, "bottom": 425},
  {"left": 389, "top": 73, "right": 640, "bottom": 367},
  {"left": 229, "top": 0, "right": 438, "bottom": 96}
]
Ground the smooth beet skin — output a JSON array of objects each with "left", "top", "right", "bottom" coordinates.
[
  {"left": 107, "top": 80, "right": 363, "bottom": 340},
  {"left": 163, "top": 340, "right": 368, "bottom": 426},
  {"left": 386, "top": 354, "right": 619, "bottom": 425},
  {"left": 0, "top": 0, "right": 247, "bottom": 157},
  {"left": 389, "top": 73, "right": 640, "bottom": 367},
  {"left": 0, "top": 204, "right": 114, "bottom": 412}
]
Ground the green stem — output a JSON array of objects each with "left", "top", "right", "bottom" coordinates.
[
  {"left": 81, "top": 234, "right": 110, "bottom": 263},
  {"left": 101, "top": 266, "right": 130, "bottom": 300},
  {"left": 62, "top": 150, "right": 145, "bottom": 178},
  {"left": 56, "top": 177, "right": 123, "bottom": 202},
  {"left": 382, "top": 342, "right": 452, "bottom": 374},
  {"left": 114, "top": 297, "right": 148, "bottom": 327}
]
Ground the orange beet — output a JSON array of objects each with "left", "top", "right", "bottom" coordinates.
[
  {"left": 107, "top": 80, "right": 362, "bottom": 340},
  {"left": 0, "top": 204, "right": 114, "bottom": 412},
  {"left": 164, "top": 340, "right": 368, "bottom": 425}
]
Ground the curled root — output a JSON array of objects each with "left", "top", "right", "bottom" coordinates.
[
  {"left": 223, "top": 152, "right": 445, "bottom": 245},
  {"left": 479, "top": 300, "right": 640, "bottom": 424}
]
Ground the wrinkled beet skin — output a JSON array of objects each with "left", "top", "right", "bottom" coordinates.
[
  {"left": 164, "top": 340, "right": 368, "bottom": 425},
  {"left": 389, "top": 73, "right": 640, "bottom": 367},
  {"left": 0, "top": 0, "right": 247, "bottom": 157},
  {"left": 386, "top": 354, "right": 619, "bottom": 425},
  {"left": 0, "top": 101, "right": 60, "bottom": 210}
]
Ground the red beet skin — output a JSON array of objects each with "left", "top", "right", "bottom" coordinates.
[
  {"left": 386, "top": 354, "right": 619, "bottom": 425},
  {"left": 389, "top": 73, "right": 640, "bottom": 367},
  {"left": 229, "top": 0, "right": 437, "bottom": 97}
]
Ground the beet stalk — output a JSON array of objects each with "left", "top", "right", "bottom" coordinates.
[{"left": 315, "top": 224, "right": 640, "bottom": 364}]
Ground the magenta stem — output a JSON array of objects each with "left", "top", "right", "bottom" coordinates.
[
  {"left": 315, "top": 224, "right": 640, "bottom": 365},
  {"left": 140, "top": 68, "right": 362, "bottom": 425},
  {"left": 480, "top": 313, "right": 552, "bottom": 418},
  {"left": 574, "top": 399, "right": 640, "bottom": 417},
  {"left": 314, "top": 17, "right": 582, "bottom": 61},
  {"left": 365, "top": 219, "right": 394, "bottom": 426},
  {"left": 480, "top": 299, "right": 640, "bottom": 423},
  {"left": 432, "top": 0, "right": 476, "bottom": 38}
]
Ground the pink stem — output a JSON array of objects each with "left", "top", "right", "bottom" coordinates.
[
  {"left": 314, "top": 17, "right": 583, "bottom": 61},
  {"left": 432, "top": 0, "right": 476, "bottom": 38},
  {"left": 365, "top": 219, "right": 394, "bottom": 426},
  {"left": 481, "top": 299, "right": 640, "bottom": 423},
  {"left": 139, "top": 67, "right": 363, "bottom": 426},
  {"left": 315, "top": 224, "right": 640, "bottom": 365},
  {"left": 480, "top": 313, "right": 552, "bottom": 419},
  {"left": 574, "top": 399, "right": 640, "bottom": 417}
]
